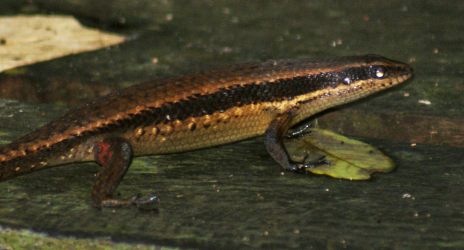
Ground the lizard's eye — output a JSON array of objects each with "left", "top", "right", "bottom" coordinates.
[
  {"left": 342, "top": 76, "right": 352, "bottom": 84},
  {"left": 370, "top": 66, "right": 387, "bottom": 79}
]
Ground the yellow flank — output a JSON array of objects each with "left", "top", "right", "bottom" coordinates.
[{"left": 126, "top": 105, "right": 274, "bottom": 155}]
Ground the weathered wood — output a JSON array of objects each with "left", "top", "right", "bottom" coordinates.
[
  {"left": 319, "top": 109, "right": 464, "bottom": 147},
  {"left": 0, "top": 0, "right": 463, "bottom": 249}
]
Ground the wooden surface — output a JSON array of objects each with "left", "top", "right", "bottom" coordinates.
[{"left": 0, "top": 1, "right": 463, "bottom": 249}]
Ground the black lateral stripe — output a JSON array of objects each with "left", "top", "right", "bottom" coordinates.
[
  {"left": 106, "top": 66, "right": 371, "bottom": 129},
  {"left": 0, "top": 66, "right": 371, "bottom": 165}
]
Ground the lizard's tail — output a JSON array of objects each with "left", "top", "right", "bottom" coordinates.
[
  {"left": 0, "top": 136, "right": 90, "bottom": 181},
  {"left": 0, "top": 142, "right": 52, "bottom": 181}
]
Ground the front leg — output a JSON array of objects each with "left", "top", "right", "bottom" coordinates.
[
  {"left": 265, "top": 111, "right": 326, "bottom": 173},
  {"left": 92, "top": 137, "right": 158, "bottom": 209}
]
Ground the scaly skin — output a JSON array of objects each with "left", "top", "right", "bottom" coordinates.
[{"left": 0, "top": 55, "right": 413, "bottom": 208}]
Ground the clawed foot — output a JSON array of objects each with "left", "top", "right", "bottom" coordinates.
[
  {"left": 97, "top": 193, "right": 160, "bottom": 210},
  {"left": 288, "top": 156, "right": 330, "bottom": 173},
  {"left": 132, "top": 193, "right": 160, "bottom": 210}
]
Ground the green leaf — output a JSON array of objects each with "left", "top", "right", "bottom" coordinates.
[{"left": 285, "top": 128, "right": 395, "bottom": 180}]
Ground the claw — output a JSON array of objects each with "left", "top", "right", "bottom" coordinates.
[
  {"left": 133, "top": 193, "right": 160, "bottom": 210},
  {"left": 289, "top": 156, "right": 330, "bottom": 173}
]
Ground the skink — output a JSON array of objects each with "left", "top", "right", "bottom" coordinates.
[{"left": 0, "top": 54, "right": 413, "bottom": 208}]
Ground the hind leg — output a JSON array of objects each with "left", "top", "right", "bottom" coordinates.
[{"left": 92, "top": 137, "right": 158, "bottom": 209}]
